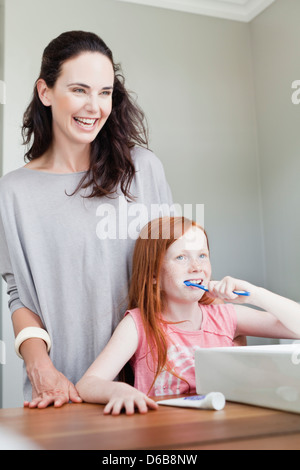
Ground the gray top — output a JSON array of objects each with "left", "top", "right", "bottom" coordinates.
[{"left": 0, "top": 147, "right": 173, "bottom": 400}]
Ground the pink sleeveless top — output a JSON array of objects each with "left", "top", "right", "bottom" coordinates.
[{"left": 126, "top": 304, "right": 237, "bottom": 397}]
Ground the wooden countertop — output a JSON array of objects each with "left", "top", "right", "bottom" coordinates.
[{"left": 1, "top": 399, "right": 300, "bottom": 450}]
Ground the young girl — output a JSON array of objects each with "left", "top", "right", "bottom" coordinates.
[{"left": 76, "top": 216, "right": 300, "bottom": 415}]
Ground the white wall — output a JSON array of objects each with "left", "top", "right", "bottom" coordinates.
[
  {"left": 250, "top": 0, "right": 300, "bottom": 301},
  {"left": 1, "top": 0, "right": 295, "bottom": 407}
]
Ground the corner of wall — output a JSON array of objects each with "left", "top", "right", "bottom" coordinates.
[
  {"left": 246, "top": 21, "right": 267, "bottom": 289},
  {"left": 0, "top": 0, "right": 5, "bottom": 409}
]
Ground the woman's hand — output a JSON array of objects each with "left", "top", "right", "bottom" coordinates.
[
  {"left": 103, "top": 383, "right": 158, "bottom": 416},
  {"left": 24, "top": 362, "right": 82, "bottom": 409}
]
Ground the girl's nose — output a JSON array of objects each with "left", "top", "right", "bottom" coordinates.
[{"left": 189, "top": 258, "right": 201, "bottom": 271}]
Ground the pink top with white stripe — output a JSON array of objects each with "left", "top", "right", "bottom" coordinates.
[{"left": 126, "top": 304, "right": 237, "bottom": 397}]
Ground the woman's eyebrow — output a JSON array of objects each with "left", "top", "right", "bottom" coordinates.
[
  {"left": 67, "top": 82, "right": 90, "bottom": 88},
  {"left": 67, "top": 82, "right": 113, "bottom": 90}
]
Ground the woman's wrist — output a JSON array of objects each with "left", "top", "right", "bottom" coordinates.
[
  {"left": 20, "top": 337, "right": 53, "bottom": 374},
  {"left": 15, "top": 327, "right": 51, "bottom": 359}
]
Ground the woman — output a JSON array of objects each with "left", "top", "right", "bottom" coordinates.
[{"left": 0, "top": 31, "right": 173, "bottom": 408}]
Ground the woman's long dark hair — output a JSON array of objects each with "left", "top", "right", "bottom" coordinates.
[{"left": 22, "top": 30, "right": 149, "bottom": 199}]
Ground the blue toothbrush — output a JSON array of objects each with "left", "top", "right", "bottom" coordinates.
[{"left": 184, "top": 281, "right": 250, "bottom": 297}]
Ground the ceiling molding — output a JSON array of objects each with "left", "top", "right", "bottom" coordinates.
[{"left": 115, "top": 0, "right": 277, "bottom": 22}]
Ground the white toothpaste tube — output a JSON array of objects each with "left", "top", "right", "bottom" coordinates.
[{"left": 157, "top": 392, "right": 226, "bottom": 411}]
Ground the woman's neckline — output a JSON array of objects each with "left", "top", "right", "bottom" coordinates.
[{"left": 20, "top": 166, "right": 88, "bottom": 176}]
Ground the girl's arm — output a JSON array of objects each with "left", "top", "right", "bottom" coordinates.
[
  {"left": 208, "top": 277, "right": 300, "bottom": 339},
  {"left": 76, "top": 314, "right": 158, "bottom": 415}
]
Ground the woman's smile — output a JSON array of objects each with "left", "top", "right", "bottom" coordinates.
[{"left": 73, "top": 117, "right": 99, "bottom": 130}]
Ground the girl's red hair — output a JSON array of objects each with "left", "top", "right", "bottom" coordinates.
[{"left": 128, "top": 216, "right": 212, "bottom": 394}]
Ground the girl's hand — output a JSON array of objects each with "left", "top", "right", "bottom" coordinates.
[
  {"left": 24, "top": 363, "right": 82, "bottom": 409},
  {"left": 207, "top": 276, "right": 253, "bottom": 303},
  {"left": 103, "top": 384, "right": 158, "bottom": 416}
]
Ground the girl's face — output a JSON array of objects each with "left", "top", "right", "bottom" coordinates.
[
  {"left": 160, "top": 227, "right": 212, "bottom": 304},
  {"left": 38, "top": 52, "right": 114, "bottom": 146}
]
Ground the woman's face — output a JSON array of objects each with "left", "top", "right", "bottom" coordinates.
[
  {"left": 160, "top": 227, "right": 212, "bottom": 304},
  {"left": 38, "top": 52, "right": 114, "bottom": 146}
]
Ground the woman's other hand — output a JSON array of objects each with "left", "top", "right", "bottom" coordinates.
[{"left": 24, "top": 362, "right": 82, "bottom": 408}]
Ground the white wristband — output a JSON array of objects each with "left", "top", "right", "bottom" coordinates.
[{"left": 15, "top": 327, "right": 51, "bottom": 359}]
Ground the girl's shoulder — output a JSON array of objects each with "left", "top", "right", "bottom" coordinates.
[
  {"left": 124, "top": 308, "right": 149, "bottom": 359},
  {"left": 125, "top": 308, "right": 143, "bottom": 329}
]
